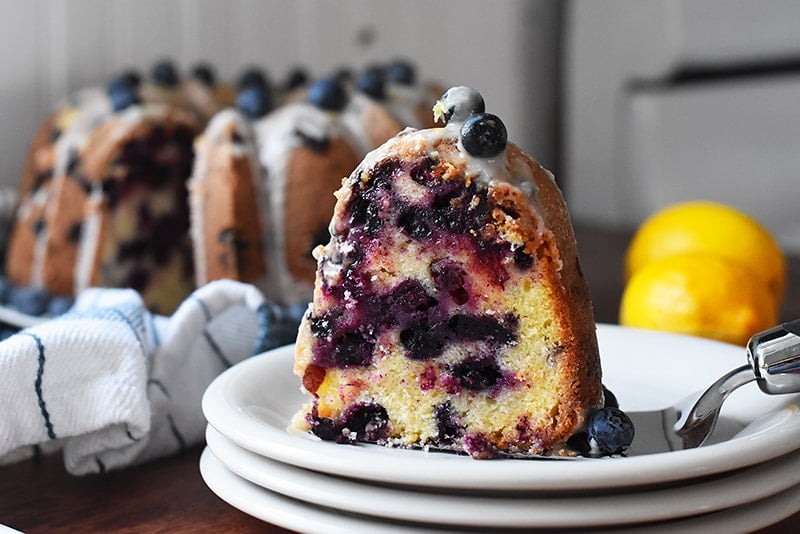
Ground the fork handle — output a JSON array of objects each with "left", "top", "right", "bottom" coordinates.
[
  {"left": 783, "top": 318, "right": 800, "bottom": 337},
  {"left": 748, "top": 320, "right": 800, "bottom": 394}
]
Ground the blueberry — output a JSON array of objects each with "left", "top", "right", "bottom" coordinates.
[
  {"left": 284, "top": 67, "right": 310, "bottom": 91},
  {"left": 400, "top": 324, "right": 446, "bottom": 360},
  {"left": 436, "top": 86, "right": 485, "bottom": 124},
  {"left": 108, "top": 84, "right": 142, "bottom": 112},
  {"left": 356, "top": 67, "right": 386, "bottom": 100},
  {"left": 586, "top": 407, "right": 635, "bottom": 455},
  {"left": 311, "top": 416, "right": 339, "bottom": 441},
  {"left": 460, "top": 113, "right": 507, "bottom": 158},
  {"left": 449, "top": 356, "right": 503, "bottom": 391},
  {"left": 236, "top": 85, "right": 272, "bottom": 119},
  {"left": 565, "top": 431, "right": 591, "bottom": 455},
  {"left": 237, "top": 67, "right": 269, "bottom": 90},
  {"left": 47, "top": 296, "right": 74, "bottom": 316},
  {"left": 190, "top": 63, "right": 216, "bottom": 87},
  {"left": 287, "top": 302, "right": 310, "bottom": 324},
  {"left": 434, "top": 401, "right": 462, "bottom": 445},
  {"left": 386, "top": 60, "right": 416, "bottom": 85},
  {"left": 333, "top": 67, "right": 353, "bottom": 84},
  {"left": 603, "top": 385, "right": 619, "bottom": 409},
  {"left": 307, "top": 77, "right": 348, "bottom": 112},
  {"left": 151, "top": 59, "right": 179, "bottom": 87},
  {"left": 340, "top": 402, "right": 390, "bottom": 441},
  {"left": 254, "top": 301, "right": 302, "bottom": 353},
  {"left": 107, "top": 70, "right": 141, "bottom": 95},
  {"left": 9, "top": 286, "right": 50, "bottom": 316}
]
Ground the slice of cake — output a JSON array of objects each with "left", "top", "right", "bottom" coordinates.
[
  {"left": 293, "top": 87, "right": 604, "bottom": 458},
  {"left": 189, "top": 109, "right": 267, "bottom": 289}
]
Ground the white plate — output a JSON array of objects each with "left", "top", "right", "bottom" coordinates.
[
  {"left": 199, "top": 447, "right": 800, "bottom": 534},
  {"left": 202, "top": 324, "right": 800, "bottom": 490},
  {"left": 206, "top": 424, "right": 800, "bottom": 529}
]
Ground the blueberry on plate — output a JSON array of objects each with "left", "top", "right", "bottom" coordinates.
[
  {"left": 190, "top": 63, "right": 216, "bottom": 87},
  {"left": 151, "top": 59, "right": 180, "bottom": 87},
  {"left": 236, "top": 85, "right": 272, "bottom": 119},
  {"left": 603, "top": 385, "right": 619, "bottom": 408},
  {"left": 436, "top": 86, "right": 485, "bottom": 124},
  {"left": 586, "top": 406, "right": 635, "bottom": 455},
  {"left": 307, "top": 77, "right": 348, "bottom": 112},
  {"left": 9, "top": 286, "right": 50, "bottom": 316},
  {"left": 460, "top": 113, "right": 507, "bottom": 158}
]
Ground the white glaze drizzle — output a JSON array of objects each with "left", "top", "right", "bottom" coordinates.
[{"left": 255, "top": 101, "right": 351, "bottom": 304}]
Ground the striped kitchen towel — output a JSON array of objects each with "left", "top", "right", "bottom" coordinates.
[{"left": 0, "top": 279, "right": 302, "bottom": 475}]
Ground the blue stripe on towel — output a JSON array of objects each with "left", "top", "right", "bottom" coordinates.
[
  {"left": 106, "top": 306, "right": 145, "bottom": 355},
  {"left": 166, "top": 413, "right": 186, "bottom": 450},
  {"left": 192, "top": 297, "right": 212, "bottom": 321},
  {"left": 147, "top": 378, "right": 171, "bottom": 399},
  {"left": 146, "top": 311, "right": 160, "bottom": 348},
  {"left": 126, "top": 425, "right": 141, "bottom": 442},
  {"left": 23, "top": 332, "right": 56, "bottom": 440},
  {"left": 203, "top": 331, "right": 233, "bottom": 369}
]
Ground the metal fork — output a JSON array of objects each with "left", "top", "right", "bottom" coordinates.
[{"left": 628, "top": 319, "right": 800, "bottom": 454}]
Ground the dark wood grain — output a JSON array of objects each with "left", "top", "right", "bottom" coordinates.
[{"left": 1, "top": 223, "right": 798, "bottom": 532}]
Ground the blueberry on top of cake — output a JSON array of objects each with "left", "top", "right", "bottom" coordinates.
[{"left": 292, "top": 86, "right": 613, "bottom": 458}]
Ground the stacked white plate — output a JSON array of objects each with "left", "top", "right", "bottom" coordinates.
[{"left": 201, "top": 324, "right": 800, "bottom": 533}]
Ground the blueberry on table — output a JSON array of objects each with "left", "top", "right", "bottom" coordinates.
[
  {"left": 586, "top": 406, "right": 635, "bottom": 455},
  {"left": 460, "top": 113, "right": 507, "bottom": 158},
  {"left": 190, "top": 63, "right": 217, "bottom": 87},
  {"left": 435, "top": 86, "right": 485, "bottom": 125},
  {"left": 151, "top": 59, "right": 179, "bottom": 87},
  {"left": 9, "top": 286, "right": 50, "bottom": 316},
  {"left": 307, "top": 77, "right": 348, "bottom": 112},
  {"left": 236, "top": 85, "right": 272, "bottom": 119},
  {"left": 386, "top": 60, "right": 416, "bottom": 85}
]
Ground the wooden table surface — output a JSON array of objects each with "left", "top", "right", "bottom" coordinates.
[{"left": 2, "top": 223, "right": 800, "bottom": 533}]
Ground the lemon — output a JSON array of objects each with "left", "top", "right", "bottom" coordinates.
[
  {"left": 620, "top": 254, "right": 776, "bottom": 346},
  {"left": 624, "top": 201, "right": 786, "bottom": 306}
]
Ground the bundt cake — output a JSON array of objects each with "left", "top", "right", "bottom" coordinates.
[
  {"left": 292, "top": 87, "right": 604, "bottom": 458},
  {"left": 6, "top": 65, "right": 201, "bottom": 313}
]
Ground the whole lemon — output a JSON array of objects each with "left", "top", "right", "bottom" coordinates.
[
  {"left": 620, "top": 254, "right": 776, "bottom": 346},
  {"left": 624, "top": 201, "right": 786, "bottom": 306}
]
